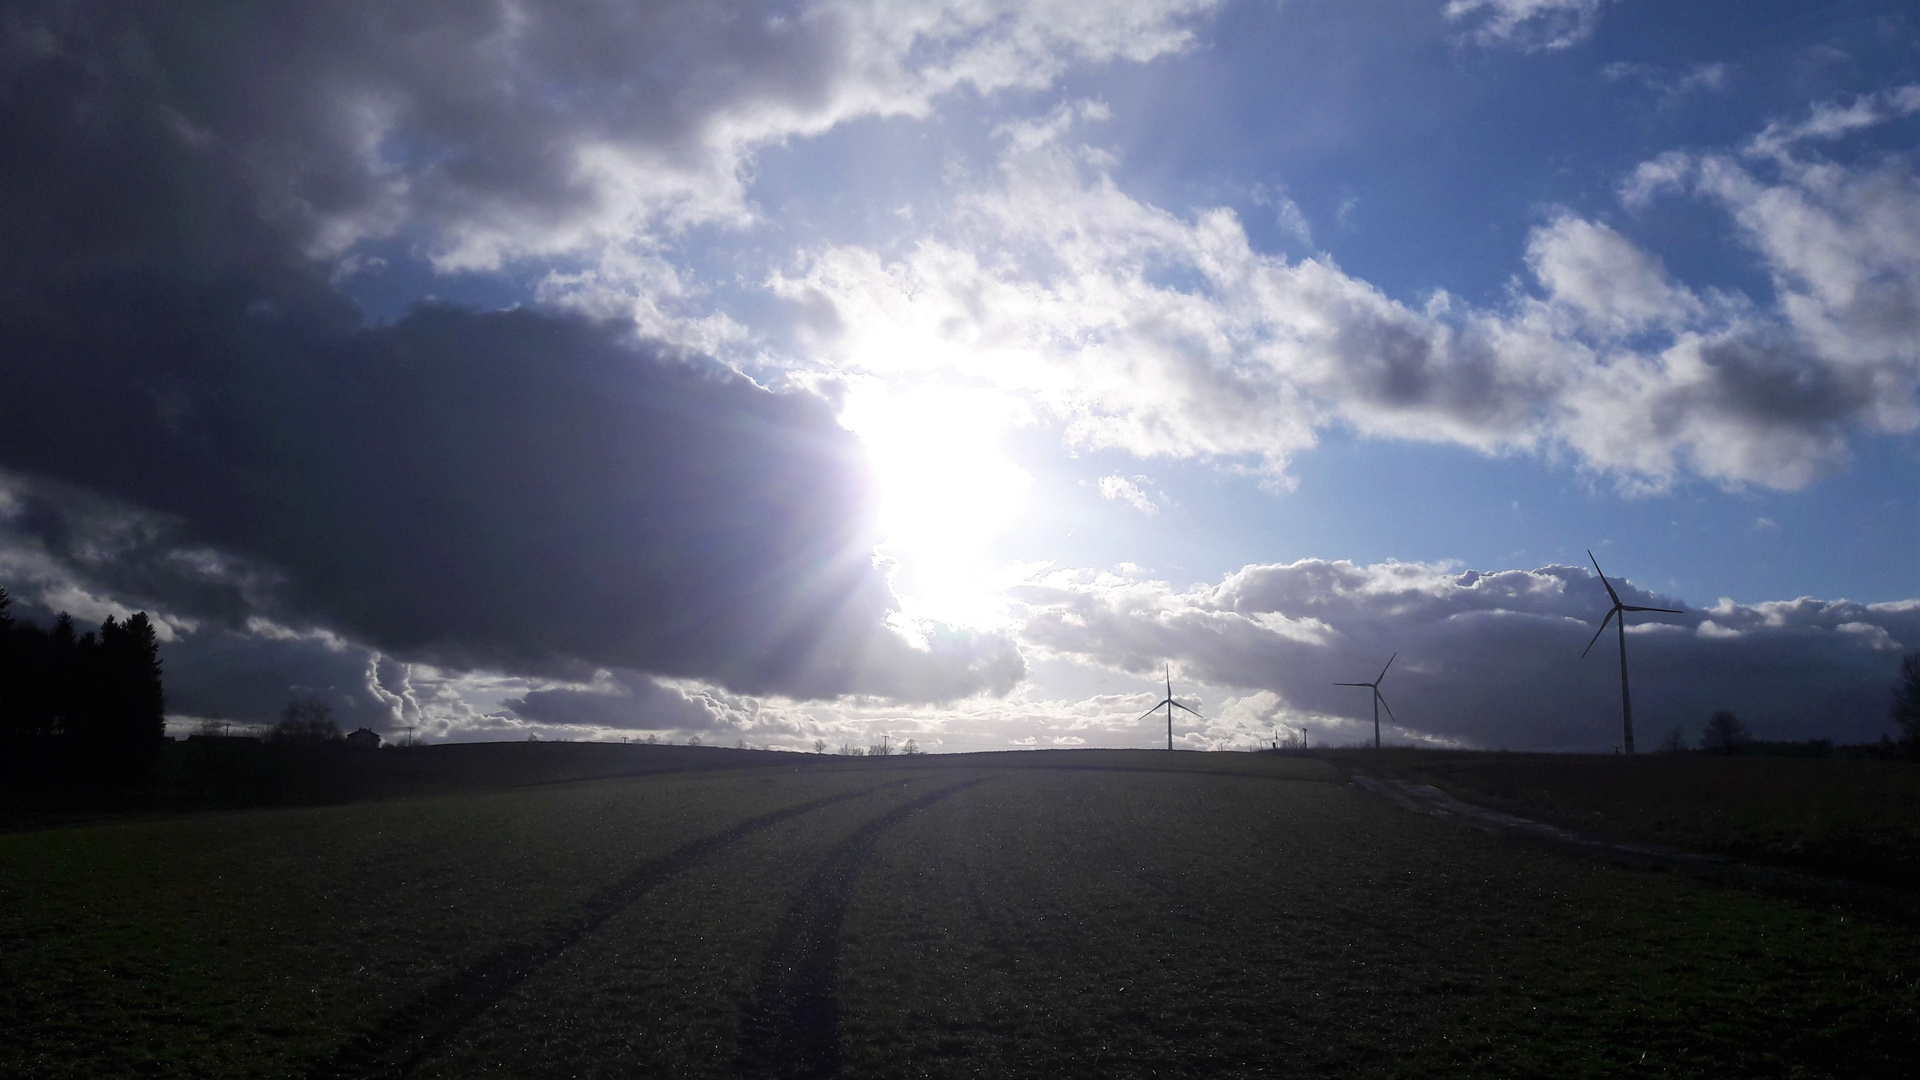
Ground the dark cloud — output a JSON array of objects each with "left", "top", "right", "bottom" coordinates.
[
  {"left": 0, "top": 1, "right": 1022, "bottom": 705},
  {"left": 509, "top": 671, "right": 719, "bottom": 733},
  {"left": 0, "top": 1, "right": 1206, "bottom": 268},
  {"left": 161, "top": 627, "right": 405, "bottom": 734},
  {"left": 1675, "top": 334, "right": 1877, "bottom": 429}
]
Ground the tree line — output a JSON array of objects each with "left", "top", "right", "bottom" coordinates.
[{"left": 0, "top": 587, "right": 165, "bottom": 786}]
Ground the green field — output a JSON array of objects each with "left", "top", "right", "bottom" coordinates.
[{"left": 5, "top": 748, "right": 1920, "bottom": 1078}]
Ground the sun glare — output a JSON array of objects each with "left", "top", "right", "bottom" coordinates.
[{"left": 840, "top": 382, "right": 1033, "bottom": 630}]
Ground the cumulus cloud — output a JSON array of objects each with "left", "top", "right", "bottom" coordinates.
[
  {"left": 1444, "top": 0, "right": 1607, "bottom": 52},
  {"left": 774, "top": 99, "right": 1920, "bottom": 492},
  {"left": 774, "top": 112, "right": 1556, "bottom": 482},
  {"left": 1523, "top": 214, "right": 1704, "bottom": 334},
  {"left": 1, "top": 0, "right": 1215, "bottom": 274},
  {"left": 0, "top": 7, "right": 1034, "bottom": 706},
  {"left": 1013, "top": 558, "right": 1917, "bottom": 749}
]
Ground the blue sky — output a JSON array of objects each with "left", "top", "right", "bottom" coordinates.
[{"left": 2, "top": 0, "right": 1916, "bottom": 752}]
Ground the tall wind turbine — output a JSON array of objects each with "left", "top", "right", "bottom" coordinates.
[
  {"left": 1335, "top": 654, "right": 1397, "bottom": 749},
  {"left": 1136, "top": 664, "right": 1205, "bottom": 750},
  {"left": 1583, "top": 550, "right": 1682, "bottom": 755}
]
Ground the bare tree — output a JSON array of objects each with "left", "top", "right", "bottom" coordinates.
[
  {"left": 267, "top": 698, "right": 341, "bottom": 745},
  {"left": 1658, "top": 725, "right": 1686, "bottom": 754},
  {"left": 813, "top": 738, "right": 827, "bottom": 754},
  {"left": 687, "top": 735, "right": 702, "bottom": 746},
  {"left": 902, "top": 739, "right": 920, "bottom": 755},
  {"left": 1699, "top": 710, "right": 1751, "bottom": 754}
]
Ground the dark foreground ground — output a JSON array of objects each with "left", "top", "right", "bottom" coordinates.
[
  {"left": 1328, "top": 748, "right": 1920, "bottom": 887},
  {"left": 4, "top": 746, "right": 1919, "bottom": 1078}
]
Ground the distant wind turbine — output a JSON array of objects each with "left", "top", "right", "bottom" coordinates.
[
  {"left": 1582, "top": 549, "right": 1683, "bottom": 755},
  {"left": 1335, "top": 654, "right": 1397, "bottom": 749},
  {"left": 1136, "top": 664, "right": 1205, "bottom": 750}
]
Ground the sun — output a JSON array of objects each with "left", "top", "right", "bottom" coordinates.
[{"left": 839, "top": 380, "right": 1033, "bottom": 630}]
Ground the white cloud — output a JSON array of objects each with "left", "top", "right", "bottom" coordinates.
[
  {"left": 773, "top": 97, "right": 1920, "bottom": 492},
  {"left": 1603, "top": 61, "right": 1732, "bottom": 108},
  {"left": 1745, "top": 85, "right": 1920, "bottom": 162},
  {"left": 1524, "top": 213, "right": 1704, "bottom": 334},
  {"left": 1098, "top": 474, "right": 1161, "bottom": 515},
  {"left": 1444, "top": 0, "right": 1607, "bottom": 52}
]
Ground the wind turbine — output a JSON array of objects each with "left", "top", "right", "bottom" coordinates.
[
  {"left": 1335, "top": 654, "right": 1397, "bottom": 749},
  {"left": 1582, "top": 549, "right": 1682, "bottom": 755},
  {"left": 1136, "top": 664, "right": 1205, "bottom": 750}
]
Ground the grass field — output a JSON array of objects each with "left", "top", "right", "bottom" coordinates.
[
  {"left": 1335, "top": 749, "right": 1920, "bottom": 886},
  {"left": 5, "top": 747, "right": 1920, "bottom": 1077}
]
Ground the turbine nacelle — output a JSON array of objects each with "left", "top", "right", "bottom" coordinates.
[
  {"left": 1137, "top": 662, "right": 1206, "bottom": 749},
  {"left": 1335, "top": 652, "right": 1396, "bottom": 748}
]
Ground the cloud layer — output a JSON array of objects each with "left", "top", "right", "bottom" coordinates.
[{"left": 1015, "top": 558, "right": 1917, "bottom": 749}]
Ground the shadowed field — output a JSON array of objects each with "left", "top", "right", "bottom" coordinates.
[
  {"left": 5, "top": 748, "right": 1919, "bottom": 1077},
  {"left": 1334, "top": 749, "right": 1920, "bottom": 887}
]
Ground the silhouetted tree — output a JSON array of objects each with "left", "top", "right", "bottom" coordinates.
[
  {"left": 1700, "top": 710, "right": 1751, "bottom": 754},
  {"left": 0, "top": 591, "right": 168, "bottom": 785},
  {"left": 268, "top": 698, "right": 341, "bottom": 744},
  {"left": 88, "top": 613, "right": 165, "bottom": 782},
  {"left": 902, "top": 739, "right": 921, "bottom": 755},
  {"left": 812, "top": 738, "right": 827, "bottom": 753},
  {"left": 1892, "top": 651, "right": 1920, "bottom": 749}
]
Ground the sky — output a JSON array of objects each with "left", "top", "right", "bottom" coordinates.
[{"left": 1, "top": 0, "right": 1916, "bottom": 753}]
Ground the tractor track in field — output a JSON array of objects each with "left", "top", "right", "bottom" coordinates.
[
  {"left": 1354, "top": 772, "right": 1920, "bottom": 922},
  {"left": 305, "top": 780, "right": 911, "bottom": 1080},
  {"left": 736, "top": 775, "right": 997, "bottom": 1080}
]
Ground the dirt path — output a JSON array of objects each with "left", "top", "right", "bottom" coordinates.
[
  {"left": 736, "top": 776, "right": 995, "bottom": 1080},
  {"left": 307, "top": 781, "right": 906, "bottom": 1080},
  {"left": 1353, "top": 771, "right": 1920, "bottom": 922}
]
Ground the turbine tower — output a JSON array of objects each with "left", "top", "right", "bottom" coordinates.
[
  {"left": 1136, "top": 664, "right": 1205, "bottom": 750},
  {"left": 1335, "top": 654, "right": 1397, "bottom": 749},
  {"left": 1582, "top": 550, "right": 1682, "bottom": 755}
]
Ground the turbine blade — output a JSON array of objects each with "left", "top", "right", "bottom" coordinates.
[
  {"left": 1622, "top": 605, "right": 1684, "bottom": 614},
  {"left": 1377, "top": 690, "right": 1397, "bottom": 726},
  {"left": 1377, "top": 652, "right": 1396, "bottom": 684},
  {"left": 1134, "top": 700, "right": 1172, "bottom": 723},
  {"left": 1171, "top": 700, "right": 1206, "bottom": 718},
  {"left": 1334, "top": 682, "right": 1370, "bottom": 687},
  {"left": 1587, "top": 549, "right": 1622, "bottom": 605},
  {"left": 1581, "top": 608, "right": 1617, "bottom": 658}
]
